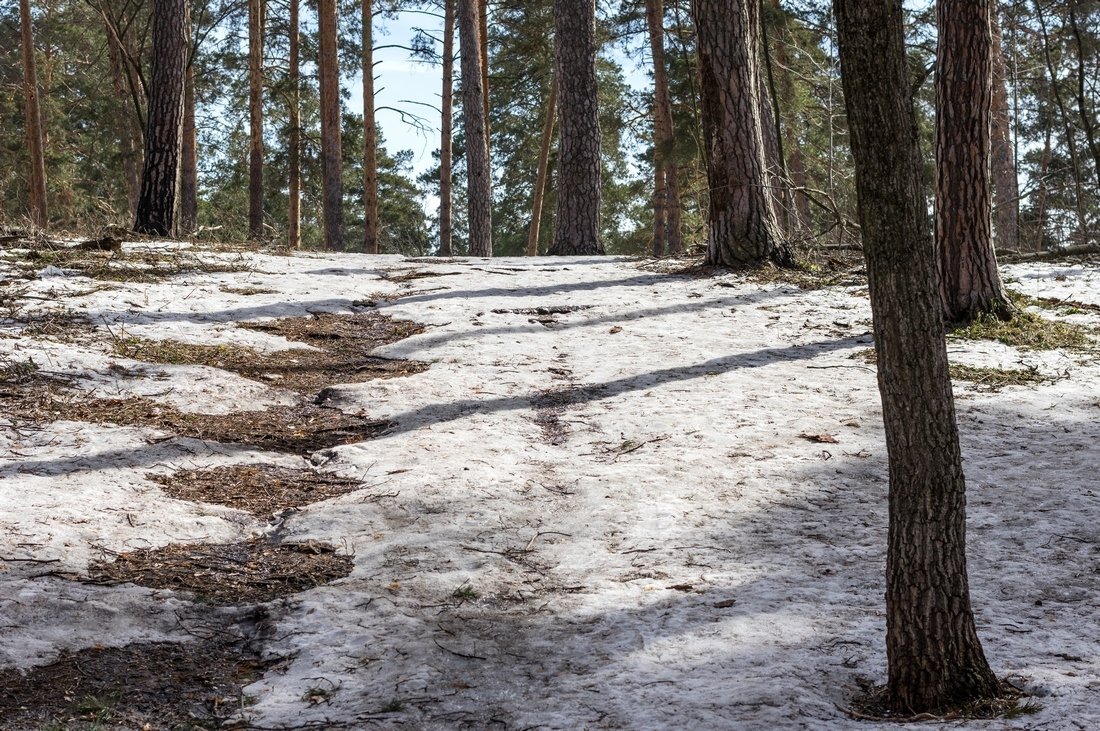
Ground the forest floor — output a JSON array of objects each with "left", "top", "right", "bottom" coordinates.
[{"left": 0, "top": 239, "right": 1098, "bottom": 730}]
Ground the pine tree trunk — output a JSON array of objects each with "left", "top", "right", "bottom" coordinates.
[
  {"left": 835, "top": 0, "right": 1001, "bottom": 714},
  {"left": 550, "top": 0, "right": 603, "bottom": 255},
  {"left": 459, "top": 0, "right": 492, "bottom": 256},
  {"left": 248, "top": 0, "right": 266, "bottom": 240},
  {"left": 106, "top": 20, "right": 140, "bottom": 221},
  {"left": 180, "top": 57, "right": 198, "bottom": 235},
  {"left": 362, "top": 0, "right": 379, "bottom": 254},
  {"left": 935, "top": 0, "right": 1009, "bottom": 323},
  {"left": 479, "top": 0, "right": 490, "bottom": 127},
  {"left": 646, "top": 0, "right": 682, "bottom": 257},
  {"left": 318, "top": 0, "right": 345, "bottom": 251},
  {"left": 134, "top": 0, "right": 187, "bottom": 237},
  {"left": 773, "top": 0, "right": 811, "bottom": 235},
  {"left": 19, "top": 0, "right": 48, "bottom": 229},
  {"left": 1067, "top": 1, "right": 1100, "bottom": 189},
  {"left": 288, "top": 0, "right": 302, "bottom": 249},
  {"left": 439, "top": 0, "right": 455, "bottom": 257},
  {"left": 528, "top": 72, "right": 558, "bottom": 256},
  {"left": 692, "top": 0, "right": 789, "bottom": 267},
  {"left": 989, "top": 7, "right": 1019, "bottom": 253}
]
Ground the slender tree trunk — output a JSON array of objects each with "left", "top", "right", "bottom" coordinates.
[
  {"left": 692, "top": 0, "right": 789, "bottom": 267},
  {"left": 989, "top": 6, "right": 1019, "bottom": 253},
  {"left": 935, "top": 0, "right": 1009, "bottom": 323},
  {"left": 106, "top": 21, "right": 140, "bottom": 221},
  {"left": 772, "top": 0, "right": 811, "bottom": 234},
  {"left": 646, "top": 0, "right": 682, "bottom": 257},
  {"left": 835, "top": 0, "right": 1001, "bottom": 714},
  {"left": 459, "top": 0, "right": 492, "bottom": 256},
  {"left": 362, "top": 0, "right": 379, "bottom": 253},
  {"left": 439, "top": 0, "right": 455, "bottom": 257},
  {"left": 288, "top": 0, "right": 301, "bottom": 249},
  {"left": 1067, "top": 1, "right": 1100, "bottom": 186},
  {"left": 179, "top": 56, "right": 198, "bottom": 234},
  {"left": 551, "top": 0, "right": 603, "bottom": 255},
  {"left": 134, "top": 0, "right": 187, "bottom": 236},
  {"left": 759, "top": 2, "right": 790, "bottom": 237},
  {"left": 19, "top": 0, "right": 48, "bottom": 229},
  {"left": 479, "top": 0, "right": 490, "bottom": 127},
  {"left": 248, "top": 0, "right": 266, "bottom": 240},
  {"left": 318, "top": 0, "right": 345, "bottom": 251},
  {"left": 528, "top": 72, "right": 558, "bottom": 256},
  {"left": 1034, "top": 127, "right": 1052, "bottom": 251}
]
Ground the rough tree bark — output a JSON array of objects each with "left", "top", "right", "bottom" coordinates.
[
  {"left": 691, "top": 0, "right": 790, "bottom": 267},
  {"left": 990, "top": 7, "right": 1019, "bottom": 252},
  {"left": 362, "top": 0, "right": 379, "bottom": 253},
  {"left": 459, "top": 0, "right": 492, "bottom": 256},
  {"left": 438, "top": 0, "right": 455, "bottom": 257},
  {"left": 288, "top": 0, "right": 301, "bottom": 248},
  {"left": 528, "top": 72, "right": 558, "bottom": 256},
  {"left": 935, "top": 0, "right": 1010, "bottom": 323},
  {"left": 134, "top": 0, "right": 187, "bottom": 236},
  {"left": 318, "top": 0, "right": 345, "bottom": 251},
  {"left": 646, "top": 0, "right": 682, "bottom": 256},
  {"left": 835, "top": 0, "right": 1002, "bottom": 714},
  {"left": 550, "top": 0, "right": 603, "bottom": 255},
  {"left": 20, "top": 0, "right": 48, "bottom": 229},
  {"left": 248, "top": 0, "right": 266, "bottom": 240}
]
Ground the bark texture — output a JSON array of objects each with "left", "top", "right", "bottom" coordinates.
[
  {"left": 459, "top": 0, "right": 492, "bottom": 256},
  {"left": 551, "top": 0, "right": 603, "bottom": 255},
  {"left": 318, "top": 0, "right": 345, "bottom": 251},
  {"left": 288, "top": 0, "right": 301, "bottom": 248},
  {"left": 439, "top": 0, "right": 455, "bottom": 257},
  {"left": 20, "top": 0, "right": 48, "bottom": 229},
  {"left": 362, "top": 0, "right": 379, "bottom": 254},
  {"left": 692, "top": 0, "right": 789, "bottom": 267},
  {"left": 134, "top": 0, "right": 187, "bottom": 236},
  {"left": 935, "top": 0, "right": 1009, "bottom": 323},
  {"left": 528, "top": 73, "right": 558, "bottom": 256},
  {"left": 646, "top": 0, "right": 682, "bottom": 256},
  {"left": 835, "top": 0, "right": 1000, "bottom": 714},
  {"left": 248, "top": 0, "right": 266, "bottom": 240},
  {"left": 990, "top": 8, "right": 1019, "bottom": 252}
]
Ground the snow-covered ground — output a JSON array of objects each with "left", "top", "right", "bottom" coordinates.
[{"left": 2, "top": 248, "right": 1098, "bottom": 729}]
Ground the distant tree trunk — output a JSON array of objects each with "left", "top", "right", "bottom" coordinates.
[
  {"left": 759, "top": 11, "right": 789, "bottom": 237},
  {"left": 19, "top": 0, "right": 48, "bottom": 229},
  {"left": 439, "top": 0, "right": 455, "bottom": 257},
  {"left": 990, "top": 7, "right": 1019, "bottom": 252},
  {"left": 106, "top": 20, "right": 140, "bottom": 221},
  {"left": 550, "top": 0, "right": 603, "bottom": 255},
  {"left": 248, "top": 0, "right": 266, "bottom": 240},
  {"left": 288, "top": 0, "right": 302, "bottom": 249},
  {"left": 646, "top": 0, "right": 682, "bottom": 256},
  {"left": 362, "top": 0, "right": 379, "bottom": 253},
  {"left": 134, "top": 0, "right": 187, "bottom": 236},
  {"left": 692, "top": 0, "right": 790, "bottom": 267},
  {"left": 1034, "top": 128, "right": 1052, "bottom": 250},
  {"left": 459, "top": 0, "right": 492, "bottom": 256},
  {"left": 179, "top": 56, "right": 198, "bottom": 235},
  {"left": 836, "top": 0, "right": 1001, "bottom": 715},
  {"left": 528, "top": 72, "right": 558, "bottom": 256},
  {"left": 318, "top": 0, "right": 345, "bottom": 250},
  {"left": 1067, "top": 1, "right": 1100, "bottom": 187},
  {"left": 772, "top": 0, "right": 811, "bottom": 235},
  {"left": 935, "top": 0, "right": 1009, "bottom": 323},
  {"left": 479, "top": 0, "right": 490, "bottom": 127}
]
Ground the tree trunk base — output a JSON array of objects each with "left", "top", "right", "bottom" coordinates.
[{"left": 847, "top": 677, "right": 1026, "bottom": 721}]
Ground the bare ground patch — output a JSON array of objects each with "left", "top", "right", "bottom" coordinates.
[
  {"left": 89, "top": 538, "right": 353, "bottom": 605},
  {"left": 0, "top": 638, "right": 271, "bottom": 730},
  {"left": 148, "top": 465, "right": 365, "bottom": 518},
  {"left": 5, "top": 243, "right": 251, "bottom": 283}
]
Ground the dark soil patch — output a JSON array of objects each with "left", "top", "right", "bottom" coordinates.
[
  {"left": 381, "top": 269, "right": 464, "bottom": 282},
  {"left": 0, "top": 639, "right": 270, "bottom": 730},
  {"left": 220, "top": 284, "right": 278, "bottom": 296},
  {"left": 2, "top": 378, "right": 391, "bottom": 455},
  {"left": 532, "top": 365, "right": 599, "bottom": 446},
  {"left": 114, "top": 312, "right": 427, "bottom": 395},
  {"left": 491, "top": 305, "right": 594, "bottom": 316},
  {"left": 149, "top": 464, "right": 364, "bottom": 518},
  {"left": 89, "top": 537, "right": 353, "bottom": 605}
]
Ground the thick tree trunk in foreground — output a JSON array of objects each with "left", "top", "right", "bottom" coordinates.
[
  {"left": 20, "top": 0, "right": 48, "bottom": 229},
  {"left": 646, "top": 0, "right": 682, "bottom": 256},
  {"left": 459, "top": 0, "right": 492, "bottom": 256},
  {"left": 990, "top": 8, "right": 1019, "bottom": 252},
  {"left": 134, "top": 0, "right": 187, "bottom": 236},
  {"left": 935, "top": 0, "right": 1009, "bottom": 323},
  {"left": 248, "top": 0, "right": 266, "bottom": 240},
  {"left": 439, "top": 0, "right": 455, "bottom": 257},
  {"left": 551, "top": 0, "right": 603, "bottom": 255},
  {"left": 835, "top": 0, "right": 1001, "bottom": 714},
  {"left": 692, "top": 0, "right": 789, "bottom": 267},
  {"left": 528, "top": 72, "right": 558, "bottom": 256},
  {"left": 362, "top": 0, "right": 379, "bottom": 254},
  {"left": 288, "top": 0, "right": 301, "bottom": 249},
  {"left": 318, "top": 0, "right": 345, "bottom": 251}
]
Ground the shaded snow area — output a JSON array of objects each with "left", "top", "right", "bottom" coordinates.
[{"left": 2, "top": 248, "right": 1099, "bottom": 730}]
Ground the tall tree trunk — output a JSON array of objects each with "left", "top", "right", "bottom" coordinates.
[
  {"left": 691, "top": 0, "right": 789, "bottom": 267},
  {"left": 1034, "top": 127, "right": 1052, "bottom": 251},
  {"left": 528, "top": 72, "right": 558, "bottom": 256},
  {"left": 248, "top": 0, "right": 266, "bottom": 240},
  {"left": 646, "top": 0, "right": 682, "bottom": 257},
  {"left": 179, "top": 56, "right": 198, "bottom": 234},
  {"left": 459, "top": 0, "right": 492, "bottom": 256},
  {"left": 318, "top": 0, "right": 345, "bottom": 251},
  {"left": 362, "top": 0, "right": 379, "bottom": 253},
  {"left": 134, "top": 0, "right": 187, "bottom": 236},
  {"left": 759, "top": 3, "right": 790, "bottom": 237},
  {"left": 989, "top": 6, "right": 1019, "bottom": 253},
  {"left": 935, "top": 0, "right": 1009, "bottom": 323},
  {"left": 772, "top": 0, "right": 811, "bottom": 235},
  {"left": 288, "top": 0, "right": 302, "bottom": 249},
  {"left": 835, "top": 0, "right": 1001, "bottom": 714},
  {"left": 19, "top": 0, "right": 48, "bottom": 229},
  {"left": 1067, "top": 1, "right": 1100, "bottom": 187},
  {"left": 439, "top": 0, "right": 455, "bottom": 257},
  {"left": 550, "top": 0, "right": 603, "bottom": 255},
  {"left": 106, "top": 17, "right": 141, "bottom": 221},
  {"left": 479, "top": 0, "right": 490, "bottom": 128}
]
